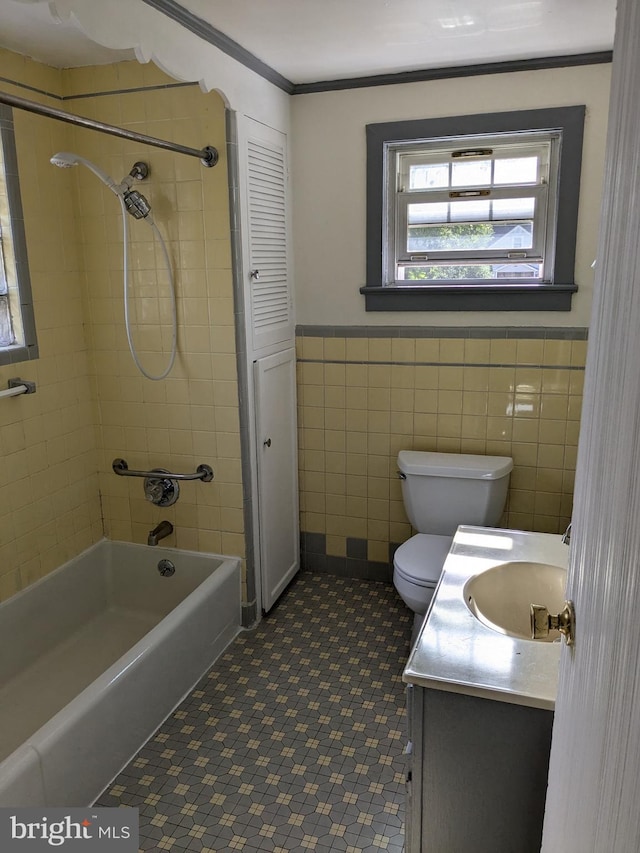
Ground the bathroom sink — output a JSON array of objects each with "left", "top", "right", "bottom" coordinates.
[{"left": 464, "top": 561, "right": 567, "bottom": 641}]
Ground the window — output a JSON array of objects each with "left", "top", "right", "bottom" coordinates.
[
  {"left": 362, "top": 106, "right": 585, "bottom": 311},
  {"left": 393, "top": 135, "right": 555, "bottom": 283},
  {"left": 0, "top": 104, "right": 37, "bottom": 364}
]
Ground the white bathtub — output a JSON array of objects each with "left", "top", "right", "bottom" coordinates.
[{"left": 0, "top": 539, "right": 241, "bottom": 807}]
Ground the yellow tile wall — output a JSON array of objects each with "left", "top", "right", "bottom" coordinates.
[
  {"left": 61, "top": 62, "right": 243, "bottom": 558},
  {"left": 0, "top": 51, "right": 102, "bottom": 600},
  {"left": 297, "top": 334, "right": 585, "bottom": 564},
  {"left": 0, "top": 49, "right": 242, "bottom": 601}
]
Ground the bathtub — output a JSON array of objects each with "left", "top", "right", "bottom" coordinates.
[{"left": 0, "top": 539, "right": 241, "bottom": 807}]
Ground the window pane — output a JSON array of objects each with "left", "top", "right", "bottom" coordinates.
[
  {"left": 398, "top": 260, "right": 542, "bottom": 281},
  {"left": 407, "top": 221, "right": 533, "bottom": 252},
  {"left": 0, "top": 296, "right": 14, "bottom": 346},
  {"left": 407, "top": 202, "right": 449, "bottom": 223},
  {"left": 492, "top": 197, "right": 535, "bottom": 219},
  {"left": 408, "top": 224, "right": 497, "bottom": 251},
  {"left": 451, "top": 159, "right": 491, "bottom": 187},
  {"left": 408, "top": 198, "right": 535, "bottom": 227},
  {"left": 489, "top": 223, "right": 533, "bottom": 249},
  {"left": 494, "top": 156, "right": 538, "bottom": 185},
  {"left": 449, "top": 199, "right": 491, "bottom": 221},
  {"left": 408, "top": 200, "right": 492, "bottom": 225},
  {"left": 409, "top": 163, "right": 449, "bottom": 189},
  {"left": 0, "top": 230, "right": 7, "bottom": 295}
]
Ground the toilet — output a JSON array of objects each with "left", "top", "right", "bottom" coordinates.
[{"left": 393, "top": 450, "right": 513, "bottom": 636}]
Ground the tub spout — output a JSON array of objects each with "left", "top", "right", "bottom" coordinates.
[{"left": 148, "top": 520, "right": 173, "bottom": 546}]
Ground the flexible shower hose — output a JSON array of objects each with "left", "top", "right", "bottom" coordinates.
[{"left": 119, "top": 196, "right": 177, "bottom": 381}]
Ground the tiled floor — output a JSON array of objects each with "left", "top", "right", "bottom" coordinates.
[{"left": 98, "top": 571, "right": 413, "bottom": 852}]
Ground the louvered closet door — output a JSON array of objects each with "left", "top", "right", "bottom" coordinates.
[
  {"left": 243, "top": 118, "right": 299, "bottom": 613},
  {"left": 247, "top": 126, "right": 293, "bottom": 352}
]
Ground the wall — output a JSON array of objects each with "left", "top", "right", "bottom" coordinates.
[
  {"left": 0, "top": 44, "right": 610, "bottom": 601},
  {"left": 42, "top": 0, "right": 294, "bottom": 618},
  {"left": 60, "top": 61, "right": 243, "bottom": 557},
  {"left": 0, "top": 48, "right": 243, "bottom": 601},
  {"left": 0, "top": 50, "right": 102, "bottom": 600},
  {"left": 291, "top": 63, "right": 610, "bottom": 328},
  {"left": 297, "top": 330, "right": 584, "bottom": 577},
  {"left": 291, "top": 64, "right": 607, "bottom": 576}
]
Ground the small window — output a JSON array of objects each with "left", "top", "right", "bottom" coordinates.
[
  {"left": 363, "top": 106, "right": 585, "bottom": 311},
  {"left": 392, "top": 135, "right": 556, "bottom": 283},
  {"left": 0, "top": 104, "right": 38, "bottom": 364}
]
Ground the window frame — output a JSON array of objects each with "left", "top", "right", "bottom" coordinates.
[
  {"left": 362, "top": 106, "right": 585, "bottom": 312},
  {"left": 0, "top": 104, "right": 38, "bottom": 365}
]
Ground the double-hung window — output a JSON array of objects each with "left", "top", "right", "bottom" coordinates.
[
  {"left": 363, "top": 106, "right": 585, "bottom": 311},
  {"left": 393, "top": 134, "right": 556, "bottom": 283}
]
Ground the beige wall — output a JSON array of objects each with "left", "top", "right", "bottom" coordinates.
[
  {"left": 0, "top": 49, "right": 242, "bottom": 601},
  {"left": 291, "top": 63, "right": 611, "bottom": 328}
]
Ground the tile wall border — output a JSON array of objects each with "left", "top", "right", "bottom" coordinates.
[
  {"left": 301, "top": 532, "right": 395, "bottom": 583},
  {"left": 296, "top": 325, "right": 588, "bottom": 340}
]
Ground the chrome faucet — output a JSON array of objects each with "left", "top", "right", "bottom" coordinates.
[
  {"left": 148, "top": 519, "right": 173, "bottom": 546},
  {"left": 561, "top": 523, "right": 572, "bottom": 545}
]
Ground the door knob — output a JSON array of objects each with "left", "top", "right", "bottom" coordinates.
[
  {"left": 263, "top": 437, "right": 272, "bottom": 447},
  {"left": 530, "top": 600, "right": 575, "bottom": 645}
]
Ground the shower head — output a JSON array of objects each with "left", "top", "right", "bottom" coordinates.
[
  {"left": 49, "top": 152, "right": 78, "bottom": 168},
  {"left": 51, "top": 152, "right": 154, "bottom": 221},
  {"left": 50, "top": 151, "right": 121, "bottom": 195}
]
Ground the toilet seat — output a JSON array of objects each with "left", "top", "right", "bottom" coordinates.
[{"left": 393, "top": 533, "right": 453, "bottom": 587}]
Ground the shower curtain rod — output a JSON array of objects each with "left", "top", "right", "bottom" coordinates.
[{"left": 0, "top": 90, "right": 218, "bottom": 167}]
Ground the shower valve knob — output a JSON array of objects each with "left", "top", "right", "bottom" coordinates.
[
  {"left": 144, "top": 469, "right": 180, "bottom": 507},
  {"left": 145, "top": 483, "right": 162, "bottom": 502}
]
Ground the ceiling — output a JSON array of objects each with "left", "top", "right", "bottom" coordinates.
[
  {"left": 0, "top": 0, "right": 617, "bottom": 83},
  {"left": 0, "top": 1, "right": 135, "bottom": 68}
]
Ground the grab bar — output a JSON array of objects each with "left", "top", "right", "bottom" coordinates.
[
  {"left": 112, "top": 458, "right": 214, "bottom": 482},
  {"left": 0, "top": 378, "right": 36, "bottom": 399}
]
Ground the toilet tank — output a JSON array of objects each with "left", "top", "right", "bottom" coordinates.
[{"left": 397, "top": 450, "right": 513, "bottom": 536}]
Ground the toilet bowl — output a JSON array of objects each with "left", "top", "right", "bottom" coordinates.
[
  {"left": 393, "top": 533, "right": 452, "bottom": 614},
  {"left": 393, "top": 450, "right": 513, "bottom": 638}
]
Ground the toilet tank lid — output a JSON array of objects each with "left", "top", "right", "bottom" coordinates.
[{"left": 398, "top": 450, "right": 513, "bottom": 480}]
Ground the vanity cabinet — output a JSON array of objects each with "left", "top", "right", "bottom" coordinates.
[{"left": 405, "top": 684, "right": 553, "bottom": 853}]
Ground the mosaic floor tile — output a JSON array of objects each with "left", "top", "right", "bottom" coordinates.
[{"left": 98, "top": 572, "right": 412, "bottom": 852}]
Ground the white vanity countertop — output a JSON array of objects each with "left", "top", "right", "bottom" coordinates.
[{"left": 402, "top": 525, "right": 569, "bottom": 711}]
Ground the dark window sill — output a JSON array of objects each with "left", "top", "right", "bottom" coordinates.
[
  {"left": 360, "top": 283, "right": 577, "bottom": 312},
  {"left": 0, "top": 342, "right": 39, "bottom": 366}
]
